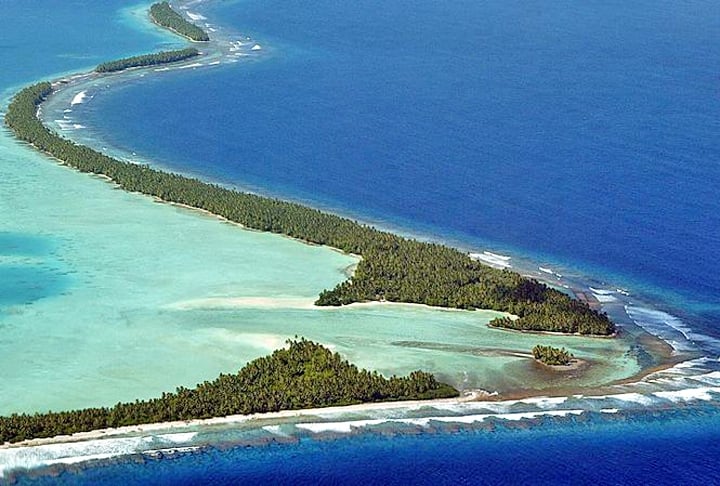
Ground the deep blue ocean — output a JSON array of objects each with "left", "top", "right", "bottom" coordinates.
[
  {"left": 82, "top": 0, "right": 720, "bottom": 323},
  {"left": 14, "top": 409, "right": 720, "bottom": 485},
  {"left": 4, "top": 0, "right": 720, "bottom": 483}
]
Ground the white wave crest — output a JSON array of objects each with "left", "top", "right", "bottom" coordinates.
[
  {"left": 469, "top": 251, "right": 512, "bottom": 268},
  {"left": 54, "top": 120, "right": 85, "bottom": 131},
  {"left": 0, "top": 436, "right": 151, "bottom": 478},
  {"left": 653, "top": 387, "right": 720, "bottom": 403},
  {"left": 156, "top": 432, "right": 198, "bottom": 444},
  {"left": 589, "top": 287, "right": 618, "bottom": 302},
  {"left": 589, "top": 287, "right": 614, "bottom": 295},
  {"left": 585, "top": 392, "right": 655, "bottom": 406},
  {"left": 295, "top": 410, "right": 586, "bottom": 434},
  {"left": 70, "top": 91, "right": 87, "bottom": 105},
  {"left": 625, "top": 305, "right": 696, "bottom": 351}
]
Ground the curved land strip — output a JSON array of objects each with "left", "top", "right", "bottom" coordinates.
[
  {"left": 4, "top": 81, "right": 614, "bottom": 336},
  {"left": 96, "top": 47, "right": 199, "bottom": 73},
  {"left": 150, "top": 1, "right": 210, "bottom": 42},
  {"left": 0, "top": 339, "right": 458, "bottom": 444}
]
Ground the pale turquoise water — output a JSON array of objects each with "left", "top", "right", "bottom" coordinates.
[
  {"left": 0, "top": 140, "right": 639, "bottom": 413},
  {"left": 0, "top": 144, "right": 638, "bottom": 412},
  {"left": 0, "top": 132, "right": 353, "bottom": 413},
  {"left": 0, "top": 144, "right": 641, "bottom": 415}
]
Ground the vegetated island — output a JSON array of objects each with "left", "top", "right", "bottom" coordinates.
[
  {"left": 0, "top": 339, "right": 458, "bottom": 444},
  {"left": 150, "top": 1, "right": 209, "bottom": 42},
  {"left": 532, "top": 345, "right": 574, "bottom": 366},
  {"left": 5, "top": 83, "right": 615, "bottom": 336},
  {"left": 96, "top": 47, "right": 199, "bottom": 73}
]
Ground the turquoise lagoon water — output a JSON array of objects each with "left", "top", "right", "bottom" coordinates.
[
  {"left": 3, "top": 0, "right": 720, "bottom": 483},
  {"left": 0, "top": 109, "right": 641, "bottom": 415}
]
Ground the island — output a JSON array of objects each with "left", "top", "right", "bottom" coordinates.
[
  {"left": 149, "top": 1, "right": 210, "bottom": 42},
  {"left": 96, "top": 47, "right": 199, "bottom": 73},
  {"left": 532, "top": 345, "right": 574, "bottom": 366},
  {"left": 0, "top": 339, "right": 458, "bottom": 444},
  {"left": 4, "top": 81, "right": 615, "bottom": 337}
]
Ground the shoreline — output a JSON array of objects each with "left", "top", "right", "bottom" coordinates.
[
  {"left": 23, "top": 0, "right": 686, "bottom": 356},
  {"left": 164, "top": 295, "right": 513, "bottom": 315},
  {"left": 37, "top": 48, "right": 691, "bottom": 351},
  {"left": 148, "top": 17, "right": 207, "bottom": 44},
  {"left": 0, "top": 347, "right": 699, "bottom": 451},
  {"left": 0, "top": 393, "right": 480, "bottom": 450}
]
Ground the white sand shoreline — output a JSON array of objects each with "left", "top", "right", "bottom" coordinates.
[
  {"left": 166, "top": 295, "right": 513, "bottom": 316},
  {"left": 1, "top": 393, "right": 481, "bottom": 450}
]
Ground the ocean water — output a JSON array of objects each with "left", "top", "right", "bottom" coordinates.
[
  {"left": 3, "top": 0, "right": 720, "bottom": 483},
  {"left": 77, "top": 0, "right": 720, "bottom": 322},
  {"left": 7, "top": 405, "right": 720, "bottom": 484}
]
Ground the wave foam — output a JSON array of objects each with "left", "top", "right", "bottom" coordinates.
[
  {"left": 469, "top": 251, "right": 512, "bottom": 268},
  {"left": 295, "top": 409, "right": 587, "bottom": 434},
  {"left": 625, "top": 305, "right": 696, "bottom": 351},
  {"left": 70, "top": 91, "right": 87, "bottom": 105},
  {"left": 54, "top": 120, "right": 85, "bottom": 131},
  {"left": 653, "top": 387, "right": 720, "bottom": 403},
  {"left": 0, "top": 436, "right": 150, "bottom": 478},
  {"left": 186, "top": 12, "right": 207, "bottom": 21},
  {"left": 156, "top": 432, "right": 198, "bottom": 444}
]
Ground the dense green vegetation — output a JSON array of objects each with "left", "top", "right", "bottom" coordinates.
[
  {"left": 4, "top": 82, "right": 615, "bottom": 335},
  {"left": 532, "top": 345, "right": 574, "bottom": 366},
  {"left": 0, "top": 339, "right": 457, "bottom": 444},
  {"left": 150, "top": 2, "right": 209, "bottom": 41},
  {"left": 96, "top": 47, "right": 199, "bottom": 73}
]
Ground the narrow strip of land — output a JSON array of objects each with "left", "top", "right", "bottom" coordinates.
[
  {"left": 4, "top": 79, "right": 615, "bottom": 336},
  {"left": 96, "top": 47, "right": 200, "bottom": 73}
]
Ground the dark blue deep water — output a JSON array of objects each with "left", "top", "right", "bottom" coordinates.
[
  {"left": 17, "top": 410, "right": 720, "bottom": 485},
  {"left": 83, "top": 0, "right": 720, "bottom": 322}
]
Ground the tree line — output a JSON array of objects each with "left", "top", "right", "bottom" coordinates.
[
  {"left": 4, "top": 81, "right": 616, "bottom": 336},
  {"left": 532, "top": 345, "right": 574, "bottom": 366},
  {"left": 0, "top": 339, "right": 458, "bottom": 444},
  {"left": 96, "top": 47, "right": 199, "bottom": 73},
  {"left": 150, "top": 2, "right": 209, "bottom": 42}
]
